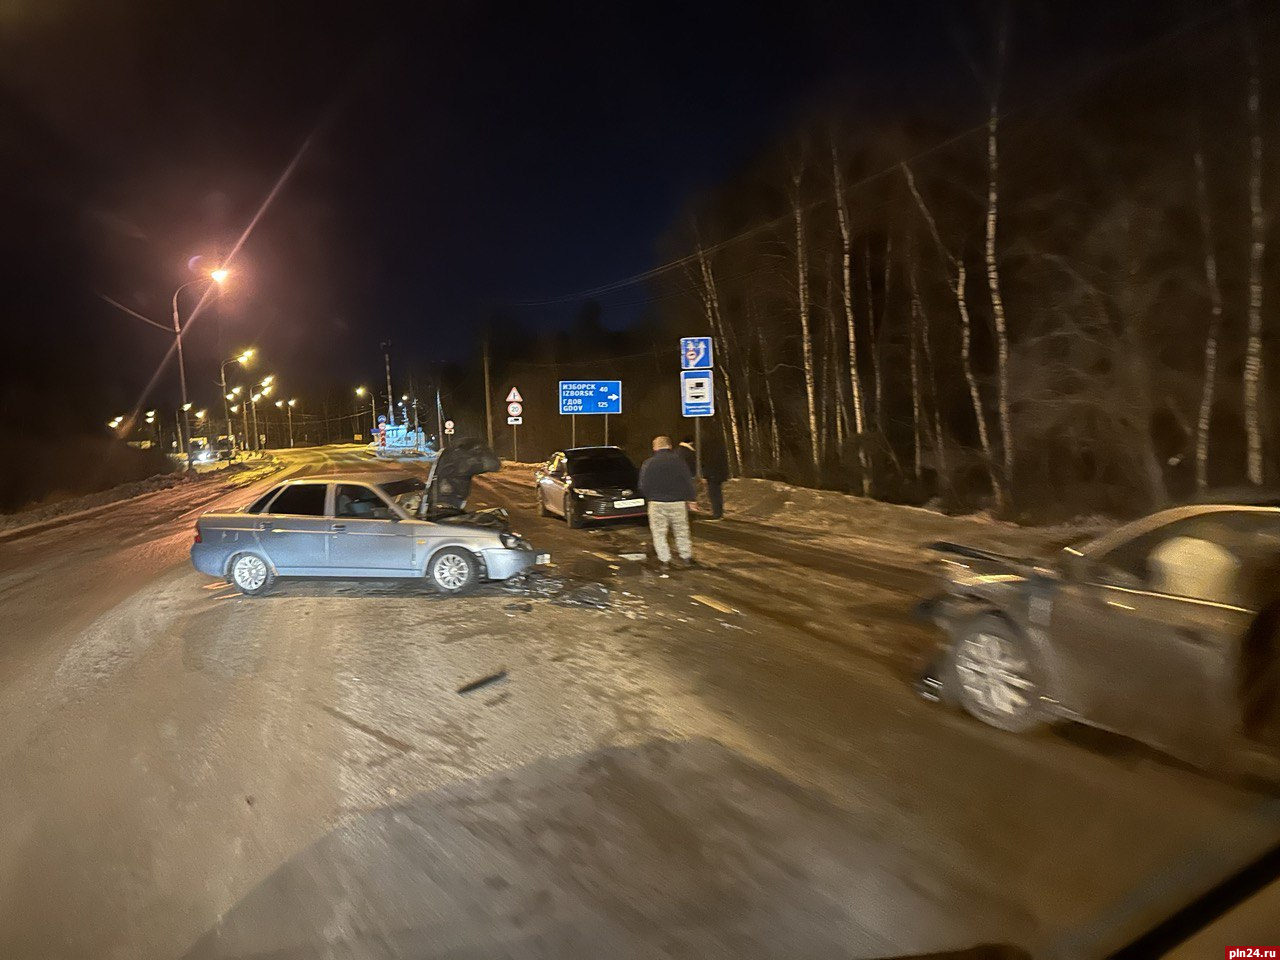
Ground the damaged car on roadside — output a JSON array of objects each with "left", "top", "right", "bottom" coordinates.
[
  {"left": 191, "top": 439, "right": 548, "bottom": 597},
  {"left": 915, "top": 501, "right": 1280, "bottom": 781}
]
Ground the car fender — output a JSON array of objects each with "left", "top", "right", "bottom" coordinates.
[{"left": 418, "top": 541, "right": 489, "bottom": 578}]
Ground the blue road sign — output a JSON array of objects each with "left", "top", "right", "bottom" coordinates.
[
  {"left": 559, "top": 380, "right": 622, "bottom": 415},
  {"left": 680, "top": 336, "right": 713, "bottom": 370},
  {"left": 680, "top": 369, "right": 714, "bottom": 417}
]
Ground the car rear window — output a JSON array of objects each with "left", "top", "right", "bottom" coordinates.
[{"left": 267, "top": 484, "right": 328, "bottom": 517}]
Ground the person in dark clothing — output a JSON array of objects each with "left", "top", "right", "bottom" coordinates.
[
  {"left": 701, "top": 441, "right": 730, "bottom": 519},
  {"left": 677, "top": 436, "right": 697, "bottom": 477},
  {"left": 638, "top": 435, "right": 698, "bottom": 574}
]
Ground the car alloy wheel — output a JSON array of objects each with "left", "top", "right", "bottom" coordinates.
[
  {"left": 432, "top": 552, "right": 472, "bottom": 592},
  {"left": 231, "top": 553, "right": 269, "bottom": 595},
  {"left": 952, "top": 619, "right": 1041, "bottom": 732}
]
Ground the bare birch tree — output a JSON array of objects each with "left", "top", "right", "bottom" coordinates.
[
  {"left": 831, "top": 138, "right": 871, "bottom": 495},
  {"left": 982, "top": 13, "right": 1014, "bottom": 488},
  {"left": 1192, "top": 141, "right": 1225, "bottom": 492},
  {"left": 693, "top": 241, "right": 744, "bottom": 473},
  {"left": 790, "top": 159, "right": 821, "bottom": 473},
  {"left": 1240, "top": 0, "right": 1266, "bottom": 484},
  {"left": 903, "top": 161, "right": 1003, "bottom": 507}
]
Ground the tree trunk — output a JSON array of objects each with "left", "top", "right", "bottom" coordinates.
[
  {"left": 1241, "top": 3, "right": 1266, "bottom": 485},
  {"left": 865, "top": 238, "right": 883, "bottom": 439},
  {"left": 1193, "top": 143, "right": 1224, "bottom": 492},
  {"left": 756, "top": 324, "right": 782, "bottom": 470},
  {"left": 831, "top": 140, "right": 871, "bottom": 495},
  {"left": 903, "top": 161, "right": 1002, "bottom": 508},
  {"left": 694, "top": 243, "right": 745, "bottom": 474},
  {"left": 791, "top": 166, "right": 821, "bottom": 475},
  {"left": 911, "top": 251, "right": 949, "bottom": 494},
  {"left": 907, "top": 241, "right": 923, "bottom": 483},
  {"left": 984, "top": 104, "right": 1014, "bottom": 487}
]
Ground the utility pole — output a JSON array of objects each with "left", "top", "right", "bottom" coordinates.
[
  {"left": 436, "top": 386, "right": 444, "bottom": 447},
  {"left": 483, "top": 335, "right": 494, "bottom": 449},
  {"left": 381, "top": 340, "right": 395, "bottom": 426}
]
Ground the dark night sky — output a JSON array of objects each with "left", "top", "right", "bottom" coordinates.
[{"left": 0, "top": 0, "right": 1185, "bottom": 428}]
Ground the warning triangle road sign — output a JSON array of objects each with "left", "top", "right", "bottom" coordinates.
[{"left": 506, "top": 387, "right": 522, "bottom": 403}]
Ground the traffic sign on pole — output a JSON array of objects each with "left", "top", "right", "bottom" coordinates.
[
  {"left": 680, "top": 336, "right": 713, "bottom": 370},
  {"left": 444, "top": 419, "right": 455, "bottom": 435},
  {"left": 507, "top": 416, "right": 523, "bottom": 425},
  {"left": 507, "top": 401, "right": 523, "bottom": 417},
  {"left": 558, "top": 380, "right": 621, "bottom": 415},
  {"left": 506, "top": 387, "right": 523, "bottom": 403},
  {"left": 680, "top": 369, "right": 714, "bottom": 417}
]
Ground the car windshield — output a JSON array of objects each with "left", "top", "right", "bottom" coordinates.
[
  {"left": 568, "top": 453, "right": 637, "bottom": 487},
  {"left": 379, "top": 477, "right": 426, "bottom": 514}
]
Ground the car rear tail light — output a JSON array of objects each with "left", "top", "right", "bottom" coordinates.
[{"left": 193, "top": 526, "right": 202, "bottom": 544}]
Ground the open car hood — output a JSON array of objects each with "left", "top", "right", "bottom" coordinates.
[{"left": 419, "top": 439, "right": 502, "bottom": 519}]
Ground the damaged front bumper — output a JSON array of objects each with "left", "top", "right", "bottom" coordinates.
[{"left": 482, "top": 546, "right": 549, "bottom": 581}]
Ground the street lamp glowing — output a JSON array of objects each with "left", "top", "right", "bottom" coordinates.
[
  {"left": 182, "top": 402, "right": 192, "bottom": 412},
  {"left": 260, "top": 375, "right": 274, "bottom": 386},
  {"left": 356, "top": 386, "right": 367, "bottom": 397},
  {"left": 226, "top": 393, "right": 236, "bottom": 401},
  {"left": 230, "top": 404, "right": 240, "bottom": 413},
  {"left": 237, "top": 349, "right": 253, "bottom": 364},
  {"left": 210, "top": 268, "right": 229, "bottom": 284},
  {"left": 251, "top": 393, "right": 261, "bottom": 402},
  {"left": 262, "top": 385, "right": 273, "bottom": 397},
  {"left": 288, "top": 398, "right": 296, "bottom": 407},
  {"left": 231, "top": 385, "right": 243, "bottom": 396},
  {"left": 195, "top": 409, "right": 206, "bottom": 419},
  {"left": 275, "top": 399, "right": 284, "bottom": 409}
]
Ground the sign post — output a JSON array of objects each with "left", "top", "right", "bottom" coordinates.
[
  {"left": 558, "top": 380, "right": 621, "bottom": 446},
  {"left": 680, "top": 337, "right": 715, "bottom": 479},
  {"left": 506, "top": 387, "right": 523, "bottom": 460}
]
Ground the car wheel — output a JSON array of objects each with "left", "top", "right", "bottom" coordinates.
[
  {"left": 564, "top": 494, "right": 584, "bottom": 529},
  {"left": 428, "top": 548, "right": 479, "bottom": 595},
  {"left": 949, "top": 614, "right": 1043, "bottom": 733},
  {"left": 228, "top": 552, "right": 274, "bottom": 597}
]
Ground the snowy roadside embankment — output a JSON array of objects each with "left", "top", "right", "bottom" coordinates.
[
  {"left": 0, "top": 457, "right": 282, "bottom": 539},
  {"left": 723, "top": 477, "right": 1114, "bottom": 561}
]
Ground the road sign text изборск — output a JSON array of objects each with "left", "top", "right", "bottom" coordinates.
[{"left": 558, "top": 380, "right": 622, "bottom": 415}]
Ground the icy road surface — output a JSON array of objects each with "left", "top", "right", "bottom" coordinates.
[{"left": 0, "top": 446, "right": 1274, "bottom": 959}]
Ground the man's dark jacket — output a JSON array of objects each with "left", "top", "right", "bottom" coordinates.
[{"left": 638, "top": 449, "right": 697, "bottom": 503}]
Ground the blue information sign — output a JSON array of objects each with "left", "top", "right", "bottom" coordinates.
[
  {"left": 680, "top": 336, "right": 713, "bottom": 370},
  {"left": 680, "top": 369, "right": 714, "bottom": 417},
  {"left": 559, "top": 380, "right": 622, "bottom": 415}
]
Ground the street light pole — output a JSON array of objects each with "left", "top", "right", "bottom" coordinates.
[
  {"left": 171, "top": 269, "right": 229, "bottom": 470},
  {"left": 220, "top": 349, "right": 253, "bottom": 453}
]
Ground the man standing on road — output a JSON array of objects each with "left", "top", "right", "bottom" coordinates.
[
  {"left": 702, "top": 438, "right": 729, "bottom": 520},
  {"left": 639, "top": 435, "right": 697, "bottom": 575}
]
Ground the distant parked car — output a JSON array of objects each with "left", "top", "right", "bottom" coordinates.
[
  {"left": 915, "top": 501, "right": 1280, "bottom": 778},
  {"left": 534, "top": 446, "right": 645, "bottom": 528},
  {"left": 191, "top": 441, "right": 547, "bottom": 596}
]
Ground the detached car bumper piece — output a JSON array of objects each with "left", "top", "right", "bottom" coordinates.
[{"left": 482, "top": 547, "right": 545, "bottom": 581}]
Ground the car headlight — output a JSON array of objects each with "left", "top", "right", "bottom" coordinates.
[
  {"left": 500, "top": 531, "right": 530, "bottom": 550},
  {"left": 575, "top": 488, "right": 602, "bottom": 497}
]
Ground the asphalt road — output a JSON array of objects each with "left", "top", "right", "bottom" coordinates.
[{"left": 1, "top": 446, "right": 1276, "bottom": 959}]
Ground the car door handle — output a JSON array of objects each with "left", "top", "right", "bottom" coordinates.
[
  {"left": 331, "top": 523, "right": 347, "bottom": 531},
  {"left": 256, "top": 521, "right": 273, "bottom": 531}
]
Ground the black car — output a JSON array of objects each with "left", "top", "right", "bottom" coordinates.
[
  {"left": 534, "top": 446, "right": 646, "bottom": 528},
  {"left": 915, "top": 502, "right": 1280, "bottom": 779}
]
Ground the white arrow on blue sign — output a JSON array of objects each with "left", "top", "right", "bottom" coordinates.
[
  {"left": 559, "top": 380, "right": 622, "bottom": 415},
  {"left": 680, "top": 336, "right": 713, "bottom": 370}
]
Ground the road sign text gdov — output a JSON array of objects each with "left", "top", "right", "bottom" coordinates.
[{"left": 558, "top": 380, "right": 622, "bottom": 415}]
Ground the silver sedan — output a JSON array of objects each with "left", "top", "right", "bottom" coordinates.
[{"left": 191, "top": 472, "right": 547, "bottom": 596}]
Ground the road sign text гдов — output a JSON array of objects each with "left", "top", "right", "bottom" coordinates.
[{"left": 558, "top": 380, "right": 621, "bottom": 415}]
